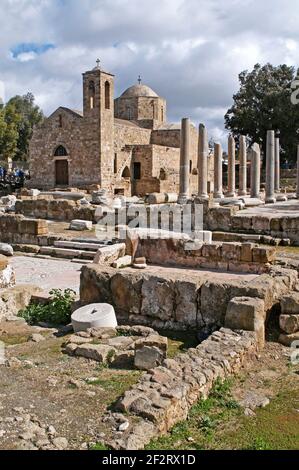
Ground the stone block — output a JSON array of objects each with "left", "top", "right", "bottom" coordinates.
[
  {"left": 141, "top": 276, "right": 175, "bottom": 321},
  {"left": 240, "top": 243, "right": 254, "bottom": 262},
  {"left": 279, "top": 314, "right": 299, "bottom": 334},
  {"left": 112, "top": 255, "right": 132, "bottom": 268},
  {"left": 134, "top": 335, "right": 168, "bottom": 353},
  {"left": 252, "top": 247, "right": 276, "bottom": 264},
  {"left": 201, "top": 243, "right": 222, "bottom": 260},
  {"left": 110, "top": 272, "right": 142, "bottom": 315},
  {"left": 225, "top": 297, "right": 265, "bottom": 348},
  {"left": 278, "top": 331, "right": 299, "bottom": 347},
  {"left": 0, "top": 243, "right": 13, "bottom": 257},
  {"left": 221, "top": 243, "right": 241, "bottom": 261},
  {"left": 75, "top": 343, "right": 116, "bottom": 363},
  {"left": 93, "top": 243, "right": 126, "bottom": 265},
  {"left": 69, "top": 219, "right": 93, "bottom": 231},
  {"left": 280, "top": 293, "right": 299, "bottom": 314},
  {"left": 134, "top": 346, "right": 164, "bottom": 370}
]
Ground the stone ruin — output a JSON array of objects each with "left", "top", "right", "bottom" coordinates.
[{"left": 1, "top": 120, "right": 299, "bottom": 450}]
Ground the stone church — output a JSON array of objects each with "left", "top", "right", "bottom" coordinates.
[{"left": 29, "top": 62, "right": 210, "bottom": 196}]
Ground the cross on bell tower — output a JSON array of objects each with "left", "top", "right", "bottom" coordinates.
[
  {"left": 95, "top": 58, "right": 100, "bottom": 69},
  {"left": 138, "top": 75, "right": 142, "bottom": 85}
]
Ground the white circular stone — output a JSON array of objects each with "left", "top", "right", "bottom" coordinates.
[{"left": 71, "top": 303, "right": 117, "bottom": 332}]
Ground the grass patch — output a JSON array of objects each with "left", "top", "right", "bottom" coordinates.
[{"left": 146, "top": 378, "right": 299, "bottom": 450}]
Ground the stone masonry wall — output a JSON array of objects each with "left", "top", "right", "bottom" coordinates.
[
  {"left": 15, "top": 198, "right": 95, "bottom": 222},
  {"left": 80, "top": 264, "right": 297, "bottom": 330},
  {"left": 104, "top": 328, "right": 258, "bottom": 450},
  {"left": 0, "top": 214, "right": 48, "bottom": 244}
]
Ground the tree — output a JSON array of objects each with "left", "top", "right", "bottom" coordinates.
[
  {"left": 6, "top": 93, "right": 44, "bottom": 161},
  {"left": 225, "top": 63, "right": 299, "bottom": 165},
  {"left": 0, "top": 103, "right": 19, "bottom": 161}
]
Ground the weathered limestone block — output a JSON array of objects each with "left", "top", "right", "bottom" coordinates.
[
  {"left": 69, "top": 219, "right": 93, "bottom": 231},
  {"left": 0, "top": 284, "right": 42, "bottom": 320},
  {"left": 174, "top": 280, "right": 199, "bottom": 327},
  {"left": 93, "top": 243, "right": 126, "bottom": 265},
  {"left": 221, "top": 243, "right": 241, "bottom": 261},
  {"left": 279, "top": 314, "right": 299, "bottom": 334},
  {"left": 281, "top": 293, "right": 299, "bottom": 314},
  {"left": 201, "top": 243, "right": 222, "bottom": 260},
  {"left": 252, "top": 247, "right": 276, "bottom": 264},
  {"left": 225, "top": 297, "right": 265, "bottom": 348},
  {"left": 134, "top": 346, "right": 165, "bottom": 371},
  {"left": 0, "top": 243, "right": 13, "bottom": 256},
  {"left": 240, "top": 243, "right": 255, "bottom": 262},
  {"left": 112, "top": 255, "right": 132, "bottom": 268},
  {"left": 111, "top": 272, "right": 142, "bottom": 316},
  {"left": 200, "top": 281, "right": 232, "bottom": 327},
  {"left": 278, "top": 331, "right": 299, "bottom": 347},
  {"left": 75, "top": 343, "right": 116, "bottom": 363},
  {"left": 80, "top": 265, "right": 114, "bottom": 305},
  {"left": 134, "top": 335, "right": 168, "bottom": 353},
  {"left": 141, "top": 276, "right": 175, "bottom": 321},
  {"left": 0, "top": 264, "right": 15, "bottom": 289}
]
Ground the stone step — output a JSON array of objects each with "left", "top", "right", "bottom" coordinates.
[
  {"left": 39, "top": 246, "right": 96, "bottom": 260},
  {"left": 54, "top": 240, "right": 102, "bottom": 251}
]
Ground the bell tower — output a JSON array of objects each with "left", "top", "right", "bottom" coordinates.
[{"left": 82, "top": 60, "right": 114, "bottom": 187}]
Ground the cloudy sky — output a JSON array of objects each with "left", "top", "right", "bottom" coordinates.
[{"left": 0, "top": 0, "right": 298, "bottom": 147}]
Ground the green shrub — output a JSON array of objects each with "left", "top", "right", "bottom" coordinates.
[{"left": 18, "top": 288, "right": 76, "bottom": 325}]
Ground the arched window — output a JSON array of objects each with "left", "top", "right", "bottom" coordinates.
[
  {"left": 54, "top": 145, "right": 68, "bottom": 157},
  {"left": 114, "top": 153, "right": 117, "bottom": 174},
  {"left": 89, "top": 81, "right": 95, "bottom": 109},
  {"left": 105, "top": 81, "right": 110, "bottom": 110},
  {"left": 127, "top": 107, "right": 131, "bottom": 120},
  {"left": 190, "top": 160, "right": 192, "bottom": 173},
  {"left": 161, "top": 107, "right": 164, "bottom": 121},
  {"left": 122, "top": 166, "right": 131, "bottom": 178},
  {"left": 58, "top": 114, "right": 63, "bottom": 128}
]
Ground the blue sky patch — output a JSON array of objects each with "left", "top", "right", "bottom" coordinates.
[{"left": 11, "top": 43, "right": 55, "bottom": 59}]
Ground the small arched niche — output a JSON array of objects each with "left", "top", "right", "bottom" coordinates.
[{"left": 122, "top": 166, "right": 131, "bottom": 178}]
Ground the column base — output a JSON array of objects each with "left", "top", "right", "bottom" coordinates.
[
  {"left": 238, "top": 190, "right": 247, "bottom": 196},
  {"left": 197, "top": 193, "right": 209, "bottom": 201},
  {"left": 226, "top": 192, "right": 236, "bottom": 197},
  {"left": 214, "top": 193, "right": 224, "bottom": 199},
  {"left": 178, "top": 195, "right": 189, "bottom": 204},
  {"left": 265, "top": 196, "right": 276, "bottom": 204}
]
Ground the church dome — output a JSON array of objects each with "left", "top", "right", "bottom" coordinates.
[{"left": 120, "top": 84, "right": 159, "bottom": 98}]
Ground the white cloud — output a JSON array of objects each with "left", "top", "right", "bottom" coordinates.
[{"left": 0, "top": 0, "right": 298, "bottom": 151}]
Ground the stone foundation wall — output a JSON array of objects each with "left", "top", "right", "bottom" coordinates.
[
  {"left": 0, "top": 214, "right": 48, "bottom": 244},
  {"left": 80, "top": 264, "right": 297, "bottom": 330},
  {"left": 15, "top": 198, "right": 95, "bottom": 222},
  {"left": 203, "top": 203, "right": 299, "bottom": 244},
  {"left": 103, "top": 328, "right": 259, "bottom": 450},
  {"left": 134, "top": 238, "right": 276, "bottom": 274}
]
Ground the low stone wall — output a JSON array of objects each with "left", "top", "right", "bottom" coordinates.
[
  {"left": 15, "top": 198, "right": 95, "bottom": 222},
  {"left": 102, "top": 328, "right": 258, "bottom": 450},
  {"left": 0, "top": 214, "right": 48, "bottom": 244},
  {"left": 132, "top": 237, "right": 276, "bottom": 274},
  {"left": 203, "top": 203, "right": 299, "bottom": 244},
  {"left": 80, "top": 264, "right": 297, "bottom": 330}
]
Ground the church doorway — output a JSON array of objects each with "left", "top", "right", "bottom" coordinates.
[{"left": 55, "top": 160, "right": 69, "bottom": 186}]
